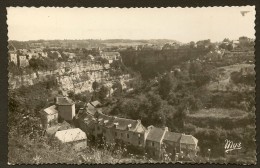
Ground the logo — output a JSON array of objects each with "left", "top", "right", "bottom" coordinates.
[{"left": 224, "top": 139, "right": 242, "bottom": 153}]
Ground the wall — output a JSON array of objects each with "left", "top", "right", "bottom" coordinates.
[{"left": 58, "top": 104, "right": 75, "bottom": 121}]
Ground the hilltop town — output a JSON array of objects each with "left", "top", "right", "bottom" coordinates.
[{"left": 8, "top": 37, "right": 255, "bottom": 164}]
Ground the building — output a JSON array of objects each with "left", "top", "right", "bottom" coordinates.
[
  {"left": 76, "top": 110, "right": 96, "bottom": 135},
  {"left": 145, "top": 126, "right": 168, "bottom": 159},
  {"left": 74, "top": 101, "right": 199, "bottom": 161},
  {"left": 92, "top": 112, "right": 147, "bottom": 148},
  {"left": 101, "top": 51, "right": 120, "bottom": 63},
  {"left": 45, "top": 121, "right": 71, "bottom": 135},
  {"left": 40, "top": 105, "right": 59, "bottom": 129},
  {"left": 162, "top": 132, "right": 182, "bottom": 160},
  {"left": 18, "top": 55, "right": 29, "bottom": 68},
  {"left": 55, "top": 97, "right": 75, "bottom": 121},
  {"left": 179, "top": 134, "right": 198, "bottom": 158},
  {"left": 55, "top": 128, "right": 87, "bottom": 151},
  {"left": 86, "top": 100, "right": 101, "bottom": 116},
  {"left": 8, "top": 43, "right": 18, "bottom": 65}
]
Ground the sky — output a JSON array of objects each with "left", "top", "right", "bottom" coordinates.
[{"left": 7, "top": 6, "right": 255, "bottom": 43}]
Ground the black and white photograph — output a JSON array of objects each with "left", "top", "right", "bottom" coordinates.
[{"left": 7, "top": 6, "right": 256, "bottom": 164}]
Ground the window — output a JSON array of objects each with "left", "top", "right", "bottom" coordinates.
[
  {"left": 152, "top": 142, "right": 154, "bottom": 147},
  {"left": 138, "top": 134, "right": 141, "bottom": 138},
  {"left": 121, "top": 133, "right": 123, "bottom": 137},
  {"left": 115, "top": 132, "right": 117, "bottom": 137},
  {"left": 139, "top": 140, "right": 141, "bottom": 145},
  {"left": 127, "top": 134, "right": 130, "bottom": 139}
]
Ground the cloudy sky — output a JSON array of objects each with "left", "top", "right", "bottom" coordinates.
[{"left": 7, "top": 6, "right": 255, "bottom": 43}]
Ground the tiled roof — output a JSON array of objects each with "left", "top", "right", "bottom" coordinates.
[
  {"left": 43, "top": 105, "right": 58, "bottom": 115},
  {"left": 86, "top": 103, "right": 96, "bottom": 115},
  {"left": 146, "top": 126, "right": 166, "bottom": 142},
  {"left": 112, "top": 117, "right": 139, "bottom": 131},
  {"left": 96, "top": 112, "right": 115, "bottom": 127},
  {"left": 163, "top": 132, "right": 182, "bottom": 142},
  {"left": 90, "top": 100, "right": 101, "bottom": 107},
  {"left": 55, "top": 128, "right": 87, "bottom": 143},
  {"left": 180, "top": 134, "right": 198, "bottom": 145},
  {"left": 56, "top": 97, "right": 74, "bottom": 106}
]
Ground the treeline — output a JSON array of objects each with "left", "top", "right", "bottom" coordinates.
[{"left": 120, "top": 48, "right": 208, "bottom": 79}]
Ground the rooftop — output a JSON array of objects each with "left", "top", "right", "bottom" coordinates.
[
  {"left": 55, "top": 128, "right": 87, "bottom": 143},
  {"left": 90, "top": 100, "right": 101, "bottom": 107},
  {"left": 56, "top": 97, "right": 74, "bottom": 106},
  {"left": 146, "top": 126, "right": 166, "bottom": 143},
  {"left": 180, "top": 134, "right": 198, "bottom": 145},
  {"left": 163, "top": 132, "right": 182, "bottom": 142},
  {"left": 43, "top": 105, "right": 58, "bottom": 115},
  {"left": 112, "top": 117, "right": 141, "bottom": 132}
]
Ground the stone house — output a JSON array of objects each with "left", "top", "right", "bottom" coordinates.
[
  {"left": 86, "top": 100, "right": 101, "bottom": 116},
  {"left": 8, "top": 43, "right": 18, "bottom": 65},
  {"left": 145, "top": 126, "right": 168, "bottom": 159},
  {"left": 55, "top": 128, "right": 87, "bottom": 151},
  {"left": 9, "top": 52, "right": 18, "bottom": 65},
  {"left": 18, "top": 55, "right": 29, "bottom": 68},
  {"left": 55, "top": 97, "right": 76, "bottom": 121},
  {"left": 92, "top": 112, "right": 147, "bottom": 149},
  {"left": 179, "top": 134, "right": 198, "bottom": 158},
  {"left": 162, "top": 132, "right": 182, "bottom": 160},
  {"left": 40, "top": 105, "right": 59, "bottom": 129},
  {"left": 76, "top": 109, "right": 96, "bottom": 135}
]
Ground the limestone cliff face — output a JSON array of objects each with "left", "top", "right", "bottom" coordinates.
[{"left": 9, "top": 60, "right": 132, "bottom": 94}]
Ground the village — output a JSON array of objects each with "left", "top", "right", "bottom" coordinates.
[
  {"left": 40, "top": 96, "right": 198, "bottom": 161},
  {"left": 8, "top": 36, "right": 255, "bottom": 163}
]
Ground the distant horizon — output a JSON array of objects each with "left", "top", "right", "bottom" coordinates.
[
  {"left": 7, "top": 7, "right": 255, "bottom": 43},
  {"left": 8, "top": 36, "right": 254, "bottom": 43}
]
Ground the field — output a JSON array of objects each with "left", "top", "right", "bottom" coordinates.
[
  {"left": 188, "top": 108, "right": 248, "bottom": 119},
  {"left": 207, "top": 63, "right": 255, "bottom": 92}
]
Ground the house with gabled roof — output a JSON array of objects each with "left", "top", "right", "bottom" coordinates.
[
  {"left": 145, "top": 125, "right": 168, "bottom": 159},
  {"left": 162, "top": 132, "right": 182, "bottom": 160},
  {"left": 40, "top": 105, "right": 58, "bottom": 129},
  {"left": 55, "top": 128, "right": 87, "bottom": 151},
  {"left": 76, "top": 108, "right": 96, "bottom": 135},
  {"left": 180, "top": 134, "right": 198, "bottom": 157},
  {"left": 55, "top": 97, "right": 75, "bottom": 121},
  {"left": 92, "top": 112, "right": 147, "bottom": 148},
  {"left": 111, "top": 117, "right": 146, "bottom": 147},
  {"left": 8, "top": 43, "right": 18, "bottom": 65}
]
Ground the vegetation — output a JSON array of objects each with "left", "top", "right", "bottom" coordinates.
[{"left": 8, "top": 37, "right": 256, "bottom": 164}]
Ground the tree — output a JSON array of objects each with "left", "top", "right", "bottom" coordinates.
[
  {"left": 98, "top": 85, "right": 109, "bottom": 101},
  {"left": 112, "top": 81, "right": 123, "bottom": 96},
  {"left": 159, "top": 73, "right": 174, "bottom": 99},
  {"left": 92, "top": 81, "right": 99, "bottom": 91},
  {"left": 190, "top": 41, "right": 196, "bottom": 48}
]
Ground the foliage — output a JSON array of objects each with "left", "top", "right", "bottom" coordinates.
[
  {"left": 92, "top": 81, "right": 99, "bottom": 91},
  {"left": 29, "top": 57, "right": 57, "bottom": 71},
  {"left": 158, "top": 73, "right": 175, "bottom": 99},
  {"left": 98, "top": 85, "right": 109, "bottom": 102}
]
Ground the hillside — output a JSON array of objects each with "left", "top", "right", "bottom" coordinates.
[{"left": 207, "top": 64, "right": 255, "bottom": 92}]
